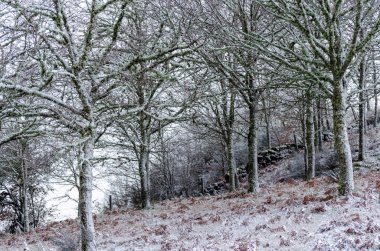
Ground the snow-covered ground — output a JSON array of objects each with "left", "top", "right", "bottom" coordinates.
[
  {"left": 2, "top": 129, "right": 380, "bottom": 251},
  {"left": 2, "top": 166, "right": 380, "bottom": 251}
]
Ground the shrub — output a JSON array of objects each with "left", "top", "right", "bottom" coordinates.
[{"left": 51, "top": 231, "right": 79, "bottom": 251}]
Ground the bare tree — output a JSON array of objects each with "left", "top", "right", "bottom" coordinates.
[
  {"left": 190, "top": 0, "right": 269, "bottom": 193},
  {"left": 1, "top": 1, "right": 137, "bottom": 249},
  {"left": 251, "top": 0, "right": 380, "bottom": 195},
  {"left": 193, "top": 77, "right": 239, "bottom": 191}
]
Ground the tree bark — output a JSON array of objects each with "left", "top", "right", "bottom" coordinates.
[
  {"left": 373, "top": 49, "right": 378, "bottom": 128},
  {"left": 226, "top": 136, "right": 236, "bottom": 191},
  {"left": 137, "top": 103, "right": 152, "bottom": 209},
  {"left": 313, "top": 102, "right": 319, "bottom": 152},
  {"left": 225, "top": 90, "right": 237, "bottom": 191},
  {"left": 145, "top": 134, "right": 152, "bottom": 208},
  {"left": 263, "top": 96, "right": 271, "bottom": 149},
  {"left": 325, "top": 100, "right": 331, "bottom": 131},
  {"left": 136, "top": 76, "right": 152, "bottom": 209},
  {"left": 302, "top": 112, "right": 307, "bottom": 176},
  {"left": 317, "top": 98, "right": 323, "bottom": 151},
  {"left": 358, "top": 45, "right": 367, "bottom": 161},
  {"left": 139, "top": 125, "right": 151, "bottom": 209},
  {"left": 375, "top": 85, "right": 378, "bottom": 128},
  {"left": 21, "top": 141, "right": 29, "bottom": 233},
  {"left": 305, "top": 96, "right": 315, "bottom": 180},
  {"left": 332, "top": 79, "right": 354, "bottom": 195},
  {"left": 77, "top": 149, "right": 82, "bottom": 219},
  {"left": 247, "top": 105, "right": 259, "bottom": 193},
  {"left": 79, "top": 133, "right": 96, "bottom": 251}
]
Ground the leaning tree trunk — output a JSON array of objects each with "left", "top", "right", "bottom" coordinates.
[
  {"left": 247, "top": 105, "right": 259, "bottom": 193},
  {"left": 332, "top": 79, "right": 354, "bottom": 195},
  {"left": 79, "top": 131, "right": 96, "bottom": 251}
]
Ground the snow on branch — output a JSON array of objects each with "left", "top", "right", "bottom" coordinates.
[{"left": 0, "top": 81, "right": 83, "bottom": 116}]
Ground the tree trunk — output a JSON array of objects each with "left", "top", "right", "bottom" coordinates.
[
  {"left": 367, "top": 95, "right": 371, "bottom": 112},
  {"left": 159, "top": 129, "right": 174, "bottom": 199},
  {"left": 137, "top": 76, "right": 152, "bottom": 209},
  {"left": 247, "top": 105, "right": 259, "bottom": 193},
  {"left": 313, "top": 102, "right": 319, "bottom": 152},
  {"left": 145, "top": 135, "right": 152, "bottom": 208},
  {"left": 138, "top": 111, "right": 152, "bottom": 209},
  {"left": 21, "top": 141, "right": 29, "bottom": 233},
  {"left": 325, "top": 99, "right": 331, "bottom": 131},
  {"left": 375, "top": 85, "right": 378, "bottom": 128},
  {"left": 226, "top": 136, "right": 236, "bottom": 191},
  {"left": 373, "top": 49, "right": 378, "bottom": 128},
  {"left": 332, "top": 79, "right": 354, "bottom": 195},
  {"left": 139, "top": 136, "right": 151, "bottom": 209},
  {"left": 317, "top": 98, "right": 323, "bottom": 151},
  {"left": 79, "top": 133, "right": 96, "bottom": 251},
  {"left": 77, "top": 149, "right": 82, "bottom": 219},
  {"left": 224, "top": 89, "right": 237, "bottom": 191},
  {"left": 305, "top": 96, "right": 315, "bottom": 180},
  {"left": 358, "top": 46, "right": 366, "bottom": 161},
  {"left": 302, "top": 112, "right": 307, "bottom": 175},
  {"left": 263, "top": 97, "right": 271, "bottom": 149}
]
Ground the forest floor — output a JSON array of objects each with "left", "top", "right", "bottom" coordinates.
[{"left": 2, "top": 130, "right": 380, "bottom": 250}]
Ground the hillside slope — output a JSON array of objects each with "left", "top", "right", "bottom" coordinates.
[
  {"left": 2, "top": 166, "right": 380, "bottom": 250},
  {"left": 2, "top": 129, "right": 380, "bottom": 251}
]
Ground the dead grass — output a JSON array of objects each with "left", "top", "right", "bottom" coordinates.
[{"left": 3, "top": 169, "right": 380, "bottom": 250}]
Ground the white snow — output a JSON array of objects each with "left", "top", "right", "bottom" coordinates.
[{"left": 4, "top": 165, "right": 380, "bottom": 250}]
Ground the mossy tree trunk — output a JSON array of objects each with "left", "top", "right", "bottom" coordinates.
[
  {"left": 332, "top": 79, "right": 354, "bottom": 195},
  {"left": 247, "top": 104, "right": 259, "bottom": 193}
]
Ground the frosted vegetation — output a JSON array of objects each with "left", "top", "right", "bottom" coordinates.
[{"left": 1, "top": 0, "right": 380, "bottom": 250}]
